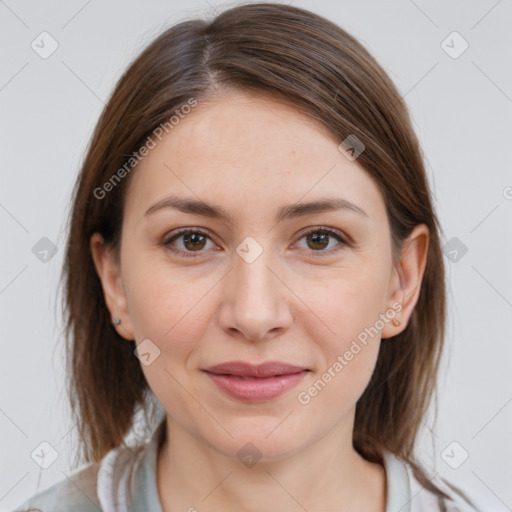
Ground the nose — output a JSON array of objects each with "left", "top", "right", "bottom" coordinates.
[{"left": 217, "top": 244, "right": 293, "bottom": 343}]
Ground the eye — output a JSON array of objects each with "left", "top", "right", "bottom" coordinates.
[
  {"left": 163, "top": 228, "right": 216, "bottom": 258},
  {"left": 162, "top": 226, "right": 350, "bottom": 259},
  {"left": 294, "top": 226, "right": 349, "bottom": 255}
]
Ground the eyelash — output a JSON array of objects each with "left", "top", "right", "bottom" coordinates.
[{"left": 162, "top": 226, "right": 350, "bottom": 259}]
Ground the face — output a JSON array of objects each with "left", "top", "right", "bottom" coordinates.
[{"left": 91, "top": 89, "right": 428, "bottom": 461}]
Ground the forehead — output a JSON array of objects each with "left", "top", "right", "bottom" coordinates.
[{"left": 124, "top": 90, "right": 385, "bottom": 222}]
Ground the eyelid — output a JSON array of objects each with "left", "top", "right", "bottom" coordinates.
[
  {"left": 292, "top": 226, "right": 351, "bottom": 255},
  {"left": 163, "top": 227, "right": 216, "bottom": 258},
  {"left": 162, "top": 225, "right": 351, "bottom": 258},
  {"left": 296, "top": 225, "right": 349, "bottom": 244}
]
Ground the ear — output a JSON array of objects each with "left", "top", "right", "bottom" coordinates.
[
  {"left": 89, "top": 232, "right": 135, "bottom": 340},
  {"left": 381, "top": 223, "right": 429, "bottom": 339}
]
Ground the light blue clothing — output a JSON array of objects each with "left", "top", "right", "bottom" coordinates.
[{"left": 10, "top": 419, "right": 483, "bottom": 512}]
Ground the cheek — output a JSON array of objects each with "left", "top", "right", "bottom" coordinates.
[
  {"left": 297, "top": 293, "right": 382, "bottom": 421},
  {"left": 124, "top": 257, "right": 215, "bottom": 343},
  {"left": 126, "top": 267, "right": 215, "bottom": 420},
  {"left": 303, "top": 259, "right": 390, "bottom": 344},
  {"left": 297, "top": 263, "right": 389, "bottom": 401}
]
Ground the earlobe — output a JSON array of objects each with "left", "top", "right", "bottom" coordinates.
[
  {"left": 89, "top": 233, "right": 135, "bottom": 340},
  {"left": 381, "top": 224, "right": 429, "bottom": 339}
]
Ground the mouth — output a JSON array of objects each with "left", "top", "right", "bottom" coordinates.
[
  {"left": 202, "top": 361, "right": 309, "bottom": 378},
  {"left": 201, "top": 361, "right": 310, "bottom": 402}
]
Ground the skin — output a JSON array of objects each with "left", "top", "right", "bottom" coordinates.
[{"left": 91, "top": 89, "right": 429, "bottom": 512}]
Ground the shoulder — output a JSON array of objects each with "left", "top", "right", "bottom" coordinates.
[
  {"left": 406, "top": 464, "right": 505, "bottom": 512},
  {"left": 9, "top": 462, "right": 101, "bottom": 512}
]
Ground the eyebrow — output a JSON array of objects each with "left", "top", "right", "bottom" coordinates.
[{"left": 144, "top": 195, "right": 369, "bottom": 222}]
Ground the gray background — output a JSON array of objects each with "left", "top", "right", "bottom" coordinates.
[{"left": 1, "top": 0, "right": 511, "bottom": 510}]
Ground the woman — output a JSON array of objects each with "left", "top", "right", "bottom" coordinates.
[{"left": 12, "top": 3, "right": 482, "bottom": 511}]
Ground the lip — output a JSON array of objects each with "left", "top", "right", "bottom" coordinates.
[
  {"left": 203, "top": 361, "right": 308, "bottom": 378},
  {"left": 201, "top": 361, "right": 310, "bottom": 402}
]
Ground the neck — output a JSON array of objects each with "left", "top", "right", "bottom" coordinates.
[{"left": 156, "top": 416, "right": 387, "bottom": 512}]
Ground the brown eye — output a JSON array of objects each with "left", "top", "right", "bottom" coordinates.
[
  {"left": 164, "top": 229, "right": 214, "bottom": 257},
  {"left": 163, "top": 226, "right": 349, "bottom": 259},
  {"left": 306, "top": 231, "right": 330, "bottom": 250},
  {"left": 296, "top": 227, "right": 348, "bottom": 255},
  {"left": 181, "top": 232, "right": 207, "bottom": 251}
]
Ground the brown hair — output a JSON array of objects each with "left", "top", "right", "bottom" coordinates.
[{"left": 61, "top": 2, "right": 469, "bottom": 506}]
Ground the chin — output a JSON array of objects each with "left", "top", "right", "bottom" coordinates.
[{"left": 200, "top": 423, "right": 307, "bottom": 463}]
